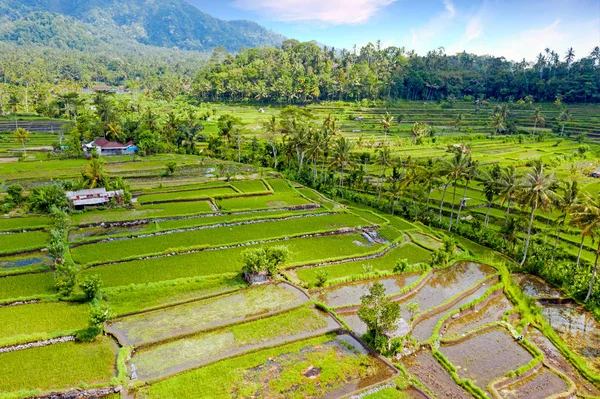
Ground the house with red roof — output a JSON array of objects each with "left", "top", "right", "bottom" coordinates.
[{"left": 83, "top": 138, "right": 138, "bottom": 156}]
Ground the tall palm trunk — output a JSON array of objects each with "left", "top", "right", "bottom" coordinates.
[
  {"left": 484, "top": 202, "right": 492, "bottom": 227},
  {"left": 576, "top": 235, "right": 585, "bottom": 267},
  {"left": 520, "top": 205, "right": 537, "bottom": 267},
  {"left": 585, "top": 241, "right": 600, "bottom": 302},
  {"left": 455, "top": 181, "right": 469, "bottom": 224},
  {"left": 448, "top": 181, "right": 458, "bottom": 231},
  {"left": 438, "top": 184, "right": 448, "bottom": 221},
  {"left": 377, "top": 164, "right": 384, "bottom": 200},
  {"left": 552, "top": 223, "right": 563, "bottom": 259}
]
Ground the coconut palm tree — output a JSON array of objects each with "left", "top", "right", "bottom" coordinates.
[
  {"left": 553, "top": 179, "right": 579, "bottom": 258},
  {"left": 376, "top": 146, "right": 392, "bottom": 200},
  {"left": 446, "top": 152, "right": 470, "bottom": 231},
  {"left": 13, "top": 128, "right": 30, "bottom": 155},
  {"left": 454, "top": 159, "right": 478, "bottom": 228},
  {"left": 330, "top": 136, "right": 353, "bottom": 187},
  {"left": 570, "top": 194, "right": 600, "bottom": 302},
  {"left": 82, "top": 158, "right": 108, "bottom": 189},
  {"left": 263, "top": 115, "right": 279, "bottom": 169},
  {"left": 558, "top": 109, "right": 572, "bottom": 137},
  {"left": 307, "top": 130, "right": 327, "bottom": 184},
  {"left": 517, "top": 162, "right": 558, "bottom": 266},
  {"left": 480, "top": 165, "right": 502, "bottom": 227},
  {"left": 8, "top": 92, "right": 20, "bottom": 130},
  {"left": 532, "top": 108, "right": 545, "bottom": 137},
  {"left": 491, "top": 112, "right": 506, "bottom": 135},
  {"left": 565, "top": 47, "right": 575, "bottom": 75},
  {"left": 498, "top": 165, "right": 520, "bottom": 221},
  {"left": 379, "top": 112, "right": 394, "bottom": 143}
]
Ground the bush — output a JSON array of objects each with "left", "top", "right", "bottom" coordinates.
[
  {"left": 79, "top": 274, "right": 103, "bottom": 301},
  {"left": 55, "top": 262, "right": 79, "bottom": 297},
  {"left": 76, "top": 326, "right": 101, "bottom": 342},
  {"left": 6, "top": 184, "right": 24, "bottom": 205},
  {"left": 28, "top": 184, "right": 68, "bottom": 214},
  {"left": 89, "top": 304, "right": 114, "bottom": 330},
  {"left": 315, "top": 270, "right": 329, "bottom": 287},
  {"left": 394, "top": 259, "right": 410, "bottom": 273}
]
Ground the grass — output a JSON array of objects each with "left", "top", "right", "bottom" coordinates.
[
  {"left": 108, "top": 283, "right": 306, "bottom": 346},
  {"left": 0, "top": 272, "right": 56, "bottom": 302},
  {"left": 362, "top": 388, "right": 411, "bottom": 399},
  {"left": 266, "top": 178, "right": 295, "bottom": 193},
  {"left": 78, "top": 233, "right": 382, "bottom": 289},
  {"left": 296, "top": 243, "right": 431, "bottom": 285},
  {"left": 0, "top": 336, "right": 117, "bottom": 395},
  {"left": 230, "top": 179, "right": 268, "bottom": 193},
  {"left": 71, "top": 213, "right": 367, "bottom": 265},
  {"left": 70, "top": 200, "right": 213, "bottom": 225},
  {"left": 132, "top": 306, "right": 329, "bottom": 379},
  {"left": 0, "top": 301, "right": 89, "bottom": 346},
  {"left": 137, "top": 186, "right": 238, "bottom": 204},
  {"left": 0, "top": 217, "right": 50, "bottom": 231},
  {"left": 135, "top": 334, "right": 382, "bottom": 399},
  {"left": 216, "top": 192, "right": 310, "bottom": 212},
  {"left": 104, "top": 275, "right": 247, "bottom": 316},
  {"left": 0, "top": 231, "right": 49, "bottom": 255}
]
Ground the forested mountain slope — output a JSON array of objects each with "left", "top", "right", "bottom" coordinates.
[{"left": 0, "top": 0, "right": 284, "bottom": 52}]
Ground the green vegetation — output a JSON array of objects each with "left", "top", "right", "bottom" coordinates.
[
  {"left": 0, "top": 231, "right": 49, "bottom": 255},
  {"left": 0, "top": 336, "right": 117, "bottom": 395}
]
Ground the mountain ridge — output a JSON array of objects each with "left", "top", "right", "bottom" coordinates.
[{"left": 0, "top": 0, "right": 285, "bottom": 52}]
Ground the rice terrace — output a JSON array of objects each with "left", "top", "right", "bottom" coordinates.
[{"left": 1, "top": 1, "right": 600, "bottom": 398}]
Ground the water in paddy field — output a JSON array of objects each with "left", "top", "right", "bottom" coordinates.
[
  {"left": 0, "top": 253, "right": 50, "bottom": 269},
  {"left": 68, "top": 224, "right": 146, "bottom": 241},
  {"left": 513, "top": 273, "right": 563, "bottom": 299},
  {"left": 539, "top": 299, "right": 600, "bottom": 373},
  {"left": 313, "top": 272, "right": 422, "bottom": 308}
]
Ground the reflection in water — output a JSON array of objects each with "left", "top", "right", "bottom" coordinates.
[
  {"left": 514, "top": 273, "right": 563, "bottom": 299},
  {"left": 540, "top": 301, "right": 600, "bottom": 372},
  {"left": 314, "top": 273, "right": 421, "bottom": 308},
  {"left": 0, "top": 253, "right": 50, "bottom": 269},
  {"left": 68, "top": 224, "right": 146, "bottom": 242}
]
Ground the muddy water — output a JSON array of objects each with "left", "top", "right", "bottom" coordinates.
[
  {"left": 539, "top": 300, "right": 600, "bottom": 373},
  {"left": 500, "top": 367, "right": 568, "bottom": 399},
  {"left": 313, "top": 272, "right": 422, "bottom": 308},
  {"left": 402, "top": 350, "right": 471, "bottom": 399},
  {"left": 0, "top": 253, "right": 50, "bottom": 269},
  {"left": 513, "top": 273, "right": 562, "bottom": 299},
  {"left": 528, "top": 328, "right": 600, "bottom": 396},
  {"left": 68, "top": 224, "right": 147, "bottom": 242},
  {"left": 398, "top": 262, "right": 495, "bottom": 318},
  {"left": 445, "top": 294, "right": 513, "bottom": 338},
  {"left": 410, "top": 284, "right": 491, "bottom": 342},
  {"left": 440, "top": 327, "right": 533, "bottom": 394}
]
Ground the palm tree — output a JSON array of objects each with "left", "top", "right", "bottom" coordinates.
[
  {"left": 330, "top": 136, "right": 353, "bottom": 187},
  {"left": 307, "top": 130, "right": 326, "bottom": 184},
  {"left": 532, "top": 108, "right": 545, "bottom": 137},
  {"left": 8, "top": 92, "right": 20, "bottom": 130},
  {"left": 570, "top": 194, "right": 600, "bottom": 302},
  {"left": 82, "top": 158, "right": 108, "bottom": 189},
  {"left": 480, "top": 166, "right": 501, "bottom": 227},
  {"left": 518, "top": 162, "right": 558, "bottom": 266},
  {"left": 558, "top": 109, "right": 572, "bottom": 137},
  {"left": 379, "top": 112, "right": 394, "bottom": 143},
  {"left": 498, "top": 166, "right": 520, "bottom": 221},
  {"left": 263, "top": 115, "right": 279, "bottom": 169},
  {"left": 446, "top": 152, "right": 470, "bottom": 231},
  {"left": 565, "top": 47, "right": 575, "bottom": 75},
  {"left": 376, "top": 146, "right": 392, "bottom": 200},
  {"left": 553, "top": 179, "right": 579, "bottom": 258},
  {"left": 13, "top": 128, "right": 30, "bottom": 155},
  {"left": 491, "top": 112, "right": 506, "bottom": 135},
  {"left": 454, "top": 159, "right": 478, "bottom": 228},
  {"left": 453, "top": 113, "right": 464, "bottom": 131}
]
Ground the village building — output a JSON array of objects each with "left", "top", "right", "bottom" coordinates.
[
  {"left": 66, "top": 188, "right": 124, "bottom": 210},
  {"left": 83, "top": 138, "right": 138, "bottom": 156}
]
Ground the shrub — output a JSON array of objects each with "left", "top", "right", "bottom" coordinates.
[
  {"left": 89, "top": 304, "right": 114, "bottom": 330},
  {"left": 80, "top": 274, "right": 103, "bottom": 301},
  {"left": 240, "top": 245, "right": 290, "bottom": 281},
  {"left": 394, "top": 259, "right": 410, "bottom": 273},
  {"left": 76, "top": 326, "right": 101, "bottom": 342},
  {"left": 28, "top": 184, "right": 68, "bottom": 214},
  {"left": 6, "top": 184, "right": 24, "bottom": 205},
  {"left": 315, "top": 270, "right": 329, "bottom": 287},
  {"left": 55, "top": 262, "right": 79, "bottom": 297}
]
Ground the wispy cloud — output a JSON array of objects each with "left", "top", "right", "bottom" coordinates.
[
  {"left": 233, "top": 0, "right": 396, "bottom": 25},
  {"left": 457, "top": 18, "right": 600, "bottom": 61},
  {"left": 409, "top": 0, "right": 456, "bottom": 48},
  {"left": 465, "top": 15, "right": 482, "bottom": 41}
]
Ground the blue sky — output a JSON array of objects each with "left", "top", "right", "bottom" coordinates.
[{"left": 188, "top": 0, "right": 600, "bottom": 61}]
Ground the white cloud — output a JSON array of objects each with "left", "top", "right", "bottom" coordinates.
[
  {"left": 465, "top": 16, "right": 482, "bottom": 41},
  {"left": 457, "top": 18, "right": 600, "bottom": 61},
  {"left": 233, "top": 0, "right": 396, "bottom": 25},
  {"left": 409, "top": 0, "right": 456, "bottom": 48}
]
